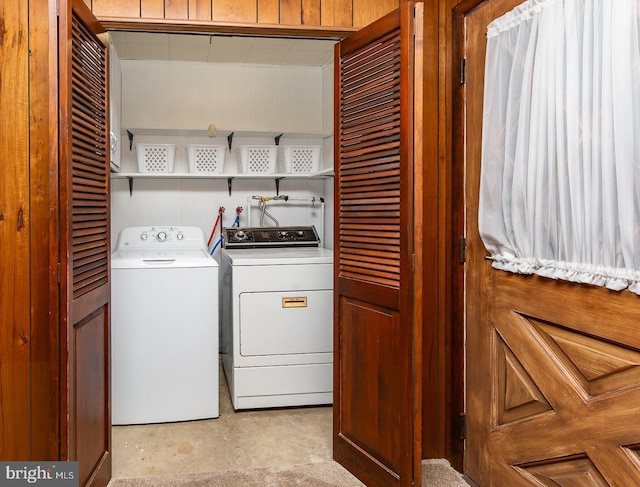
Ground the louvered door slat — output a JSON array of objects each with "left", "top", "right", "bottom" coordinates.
[
  {"left": 342, "top": 181, "right": 400, "bottom": 192},
  {"left": 343, "top": 121, "right": 401, "bottom": 141},
  {"left": 72, "top": 109, "right": 106, "bottom": 138},
  {"left": 72, "top": 82, "right": 106, "bottom": 111},
  {"left": 340, "top": 32, "right": 400, "bottom": 79},
  {"left": 73, "top": 139, "right": 106, "bottom": 158},
  {"left": 73, "top": 158, "right": 107, "bottom": 174},
  {"left": 338, "top": 28, "right": 402, "bottom": 289},
  {"left": 70, "top": 11, "right": 108, "bottom": 299},
  {"left": 72, "top": 117, "right": 105, "bottom": 140},
  {"left": 72, "top": 174, "right": 107, "bottom": 188},
  {"left": 341, "top": 170, "right": 400, "bottom": 184},
  {"left": 342, "top": 78, "right": 401, "bottom": 111}
]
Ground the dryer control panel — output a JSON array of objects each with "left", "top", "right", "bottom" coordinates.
[{"left": 223, "top": 226, "right": 320, "bottom": 249}]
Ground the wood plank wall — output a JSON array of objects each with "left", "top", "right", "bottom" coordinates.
[
  {"left": 85, "top": 0, "right": 400, "bottom": 28},
  {"left": 0, "top": 0, "right": 32, "bottom": 461}
]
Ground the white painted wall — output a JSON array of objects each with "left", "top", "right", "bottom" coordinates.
[
  {"left": 121, "top": 60, "right": 325, "bottom": 133},
  {"left": 111, "top": 60, "right": 335, "bottom": 254}
]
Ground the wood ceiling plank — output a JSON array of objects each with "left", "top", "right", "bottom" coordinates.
[
  {"left": 213, "top": 0, "right": 257, "bottom": 23},
  {"left": 258, "top": 0, "right": 280, "bottom": 24},
  {"left": 280, "top": 0, "right": 302, "bottom": 25},
  {"left": 189, "top": 0, "right": 212, "bottom": 20},
  {"left": 302, "top": 0, "right": 321, "bottom": 26}
]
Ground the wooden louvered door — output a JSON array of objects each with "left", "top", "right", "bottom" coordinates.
[
  {"left": 334, "top": 3, "right": 420, "bottom": 486},
  {"left": 460, "top": 0, "right": 640, "bottom": 485},
  {"left": 59, "top": 1, "right": 111, "bottom": 485}
]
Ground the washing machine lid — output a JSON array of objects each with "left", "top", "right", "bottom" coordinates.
[
  {"left": 111, "top": 249, "right": 218, "bottom": 269},
  {"left": 222, "top": 247, "right": 333, "bottom": 266}
]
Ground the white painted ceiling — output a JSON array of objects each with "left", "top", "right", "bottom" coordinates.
[{"left": 109, "top": 31, "right": 336, "bottom": 66}]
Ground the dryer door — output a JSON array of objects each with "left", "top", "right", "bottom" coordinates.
[{"left": 239, "top": 290, "right": 333, "bottom": 357}]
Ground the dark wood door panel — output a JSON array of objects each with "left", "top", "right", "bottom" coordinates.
[
  {"left": 337, "top": 297, "right": 405, "bottom": 474},
  {"left": 74, "top": 308, "right": 110, "bottom": 486},
  {"left": 59, "top": 2, "right": 111, "bottom": 485},
  {"left": 334, "top": 3, "right": 418, "bottom": 486}
]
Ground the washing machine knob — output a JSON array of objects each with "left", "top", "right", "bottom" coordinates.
[
  {"left": 235, "top": 230, "right": 247, "bottom": 240},
  {"left": 156, "top": 231, "right": 167, "bottom": 242},
  {"left": 296, "top": 230, "right": 304, "bottom": 237},
  {"left": 278, "top": 231, "right": 289, "bottom": 238},
  {"left": 176, "top": 233, "right": 184, "bottom": 241},
  {"left": 140, "top": 233, "right": 148, "bottom": 241}
]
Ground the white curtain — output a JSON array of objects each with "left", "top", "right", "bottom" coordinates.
[{"left": 479, "top": 0, "right": 640, "bottom": 295}]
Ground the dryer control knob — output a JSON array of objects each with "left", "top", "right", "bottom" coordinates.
[{"left": 156, "top": 231, "right": 167, "bottom": 242}]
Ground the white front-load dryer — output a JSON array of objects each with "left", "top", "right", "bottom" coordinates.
[
  {"left": 219, "top": 226, "right": 334, "bottom": 410},
  {"left": 111, "top": 226, "right": 218, "bottom": 425}
]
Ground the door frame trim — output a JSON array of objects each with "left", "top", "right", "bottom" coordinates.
[{"left": 450, "top": 0, "right": 488, "bottom": 473}]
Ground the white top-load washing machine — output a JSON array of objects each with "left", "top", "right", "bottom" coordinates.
[
  {"left": 111, "top": 226, "right": 219, "bottom": 425},
  {"left": 220, "top": 226, "right": 333, "bottom": 410}
]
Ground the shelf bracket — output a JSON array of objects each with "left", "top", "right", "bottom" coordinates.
[
  {"left": 227, "top": 177, "right": 234, "bottom": 196},
  {"left": 127, "top": 176, "right": 133, "bottom": 196},
  {"left": 127, "top": 130, "right": 134, "bottom": 150},
  {"left": 227, "top": 132, "right": 234, "bottom": 151},
  {"left": 274, "top": 177, "right": 284, "bottom": 196},
  {"left": 274, "top": 133, "right": 284, "bottom": 146}
]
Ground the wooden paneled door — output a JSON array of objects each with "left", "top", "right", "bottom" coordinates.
[
  {"left": 333, "top": 3, "right": 423, "bottom": 486},
  {"left": 59, "top": 1, "right": 112, "bottom": 486},
  {"left": 458, "top": 0, "right": 640, "bottom": 485}
]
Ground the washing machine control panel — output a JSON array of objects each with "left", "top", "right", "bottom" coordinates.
[
  {"left": 224, "top": 226, "right": 320, "bottom": 249},
  {"left": 115, "top": 226, "right": 207, "bottom": 251}
]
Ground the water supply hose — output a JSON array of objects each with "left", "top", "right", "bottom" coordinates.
[
  {"left": 234, "top": 206, "right": 243, "bottom": 227},
  {"left": 253, "top": 195, "right": 288, "bottom": 227},
  {"left": 207, "top": 206, "right": 225, "bottom": 247},
  {"left": 210, "top": 236, "right": 224, "bottom": 255}
]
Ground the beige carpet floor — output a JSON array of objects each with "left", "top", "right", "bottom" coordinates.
[{"left": 108, "top": 459, "right": 470, "bottom": 486}]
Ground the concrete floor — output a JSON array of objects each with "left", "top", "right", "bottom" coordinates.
[{"left": 111, "top": 365, "right": 333, "bottom": 478}]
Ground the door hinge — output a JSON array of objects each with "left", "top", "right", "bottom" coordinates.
[
  {"left": 459, "top": 236, "right": 466, "bottom": 264},
  {"left": 459, "top": 413, "right": 467, "bottom": 440},
  {"left": 460, "top": 58, "right": 466, "bottom": 84}
]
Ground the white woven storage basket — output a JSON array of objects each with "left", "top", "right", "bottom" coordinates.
[
  {"left": 187, "top": 145, "right": 226, "bottom": 173},
  {"left": 235, "top": 145, "right": 277, "bottom": 174},
  {"left": 278, "top": 145, "right": 321, "bottom": 174},
  {"left": 135, "top": 144, "right": 176, "bottom": 173}
]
